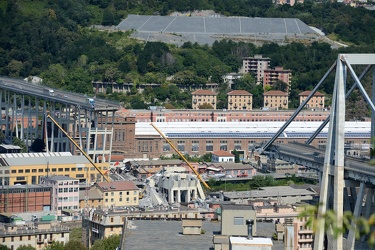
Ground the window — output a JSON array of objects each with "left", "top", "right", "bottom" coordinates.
[
  {"left": 18, "top": 169, "right": 23, "bottom": 173},
  {"left": 191, "top": 141, "right": 199, "bottom": 152},
  {"left": 177, "top": 140, "right": 185, "bottom": 152},
  {"left": 233, "top": 217, "right": 244, "bottom": 225},
  {"left": 111, "top": 198, "right": 114, "bottom": 202},
  {"left": 206, "top": 140, "right": 213, "bottom": 151},
  {"left": 38, "top": 169, "right": 43, "bottom": 172},
  {"left": 163, "top": 143, "right": 170, "bottom": 152},
  {"left": 234, "top": 140, "right": 242, "bottom": 150},
  {"left": 220, "top": 140, "right": 227, "bottom": 151},
  {"left": 111, "top": 218, "right": 114, "bottom": 222}
]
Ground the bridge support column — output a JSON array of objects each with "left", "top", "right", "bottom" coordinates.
[
  {"left": 347, "top": 182, "right": 365, "bottom": 250},
  {"left": 314, "top": 54, "right": 346, "bottom": 250}
]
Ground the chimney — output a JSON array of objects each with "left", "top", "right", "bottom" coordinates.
[{"left": 246, "top": 219, "right": 254, "bottom": 240}]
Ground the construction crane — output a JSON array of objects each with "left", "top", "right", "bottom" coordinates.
[
  {"left": 47, "top": 114, "right": 110, "bottom": 182},
  {"left": 150, "top": 123, "right": 211, "bottom": 190}
]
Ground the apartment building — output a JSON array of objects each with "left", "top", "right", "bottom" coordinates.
[
  {"left": 79, "top": 188, "right": 103, "bottom": 209},
  {"left": 191, "top": 90, "right": 217, "bottom": 110},
  {"left": 227, "top": 90, "right": 253, "bottom": 110},
  {"left": 241, "top": 55, "right": 271, "bottom": 83},
  {"left": 263, "top": 90, "right": 289, "bottom": 110},
  {"left": 95, "top": 181, "right": 139, "bottom": 208},
  {"left": 0, "top": 152, "right": 110, "bottom": 186},
  {"left": 298, "top": 91, "right": 325, "bottom": 109},
  {"left": 41, "top": 176, "right": 79, "bottom": 215},
  {"left": 83, "top": 207, "right": 203, "bottom": 248},
  {"left": 0, "top": 222, "right": 70, "bottom": 250},
  {"left": 263, "top": 67, "right": 292, "bottom": 89},
  {"left": 0, "top": 184, "right": 51, "bottom": 213}
]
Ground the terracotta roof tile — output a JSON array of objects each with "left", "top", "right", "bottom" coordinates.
[
  {"left": 192, "top": 90, "right": 217, "bottom": 95},
  {"left": 298, "top": 91, "right": 324, "bottom": 96},
  {"left": 263, "top": 90, "right": 288, "bottom": 96},
  {"left": 212, "top": 150, "right": 234, "bottom": 157},
  {"left": 227, "top": 90, "right": 252, "bottom": 96},
  {"left": 96, "top": 181, "right": 138, "bottom": 192}
]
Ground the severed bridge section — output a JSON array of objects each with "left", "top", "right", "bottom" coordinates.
[
  {"left": 0, "top": 76, "right": 120, "bottom": 165},
  {"left": 261, "top": 54, "right": 375, "bottom": 250}
]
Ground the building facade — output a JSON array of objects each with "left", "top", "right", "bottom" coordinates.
[
  {"left": 263, "top": 90, "right": 289, "bottom": 110},
  {"left": 212, "top": 151, "right": 235, "bottom": 163},
  {"left": 95, "top": 181, "right": 139, "bottom": 208},
  {"left": 0, "top": 222, "right": 70, "bottom": 250},
  {"left": 0, "top": 152, "right": 110, "bottom": 186},
  {"left": 227, "top": 90, "right": 253, "bottom": 110},
  {"left": 263, "top": 67, "right": 292, "bottom": 89},
  {"left": 241, "top": 55, "right": 271, "bottom": 83},
  {"left": 116, "top": 108, "right": 331, "bottom": 123},
  {"left": 0, "top": 185, "right": 51, "bottom": 213},
  {"left": 298, "top": 91, "right": 325, "bottom": 110},
  {"left": 191, "top": 90, "right": 217, "bottom": 110},
  {"left": 102, "top": 120, "right": 370, "bottom": 160},
  {"left": 41, "top": 176, "right": 79, "bottom": 215},
  {"left": 220, "top": 204, "right": 256, "bottom": 237}
]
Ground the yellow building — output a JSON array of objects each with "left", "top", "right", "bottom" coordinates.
[
  {"left": 0, "top": 222, "right": 70, "bottom": 250},
  {"left": 227, "top": 90, "right": 253, "bottom": 110},
  {"left": 0, "top": 152, "right": 110, "bottom": 185},
  {"left": 79, "top": 188, "right": 104, "bottom": 209},
  {"left": 263, "top": 90, "right": 288, "bottom": 110},
  {"left": 192, "top": 90, "right": 217, "bottom": 110},
  {"left": 298, "top": 90, "right": 325, "bottom": 110},
  {"left": 95, "top": 181, "right": 139, "bottom": 208}
]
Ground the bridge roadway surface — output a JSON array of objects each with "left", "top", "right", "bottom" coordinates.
[
  {"left": 0, "top": 76, "right": 119, "bottom": 111},
  {"left": 270, "top": 142, "right": 375, "bottom": 185}
]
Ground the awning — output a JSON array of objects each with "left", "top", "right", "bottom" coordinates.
[{"left": 61, "top": 209, "right": 76, "bottom": 215}]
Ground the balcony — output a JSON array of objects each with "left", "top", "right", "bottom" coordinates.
[{"left": 298, "top": 237, "right": 313, "bottom": 243}]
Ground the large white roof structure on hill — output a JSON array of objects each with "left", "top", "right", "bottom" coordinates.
[{"left": 117, "top": 15, "right": 321, "bottom": 46}]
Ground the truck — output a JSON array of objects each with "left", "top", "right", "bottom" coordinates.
[
  {"left": 43, "top": 88, "right": 55, "bottom": 96},
  {"left": 86, "top": 98, "right": 95, "bottom": 108}
]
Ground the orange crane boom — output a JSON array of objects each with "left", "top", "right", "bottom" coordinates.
[
  {"left": 150, "top": 123, "right": 210, "bottom": 190},
  {"left": 47, "top": 114, "right": 110, "bottom": 182}
]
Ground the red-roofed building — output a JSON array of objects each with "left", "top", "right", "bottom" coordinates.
[
  {"left": 299, "top": 91, "right": 325, "bottom": 110},
  {"left": 212, "top": 150, "right": 235, "bottom": 163},
  {"left": 227, "top": 90, "right": 253, "bottom": 110},
  {"left": 192, "top": 90, "right": 217, "bottom": 110},
  {"left": 95, "top": 181, "right": 139, "bottom": 207},
  {"left": 263, "top": 90, "right": 289, "bottom": 110}
]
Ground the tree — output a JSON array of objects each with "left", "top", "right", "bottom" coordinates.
[
  {"left": 0, "top": 245, "right": 10, "bottom": 250},
  {"left": 16, "top": 245, "right": 36, "bottom": 250},
  {"left": 44, "top": 242, "right": 64, "bottom": 250},
  {"left": 64, "top": 240, "right": 86, "bottom": 250},
  {"left": 198, "top": 103, "right": 214, "bottom": 109},
  {"left": 90, "top": 235, "right": 120, "bottom": 250},
  {"left": 12, "top": 137, "right": 27, "bottom": 153}
]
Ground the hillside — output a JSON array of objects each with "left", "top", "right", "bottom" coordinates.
[{"left": 0, "top": 0, "right": 374, "bottom": 113}]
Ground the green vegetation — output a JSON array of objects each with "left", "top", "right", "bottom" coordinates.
[
  {"left": 300, "top": 204, "right": 375, "bottom": 247},
  {"left": 0, "top": 0, "right": 375, "bottom": 114},
  {"left": 207, "top": 174, "right": 317, "bottom": 192},
  {"left": 90, "top": 234, "right": 121, "bottom": 250}
]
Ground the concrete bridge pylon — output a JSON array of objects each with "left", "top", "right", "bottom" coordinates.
[{"left": 314, "top": 54, "right": 375, "bottom": 250}]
